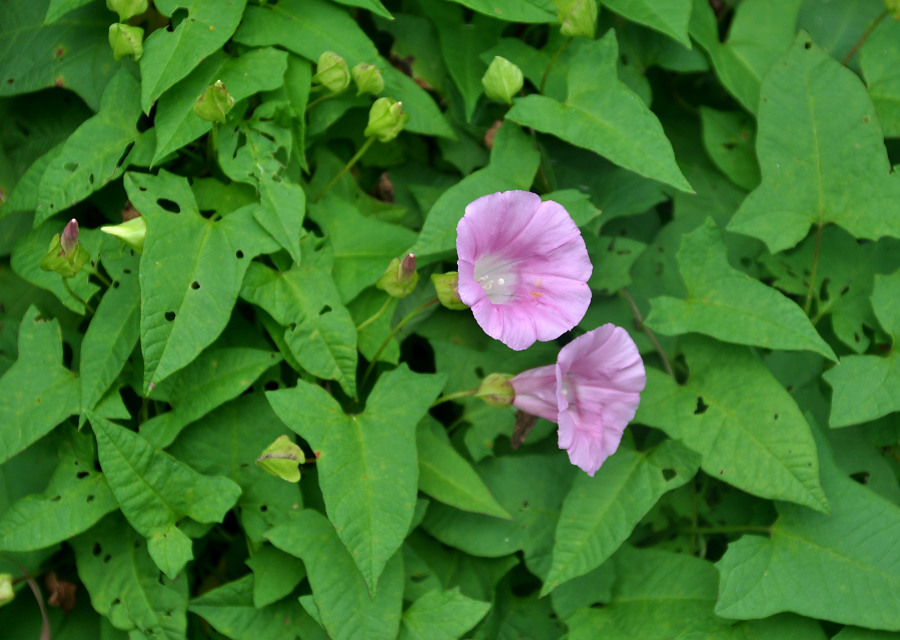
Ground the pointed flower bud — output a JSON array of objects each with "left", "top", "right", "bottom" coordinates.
[
  {"left": 554, "top": 0, "right": 598, "bottom": 39},
  {"left": 482, "top": 56, "right": 523, "bottom": 104},
  {"left": 256, "top": 435, "right": 304, "bottom": 483},
  {"left": 376, "top": 253, "right": 418, "bottom": 298},
  {"left": 193, "top": 80, "right": 235, "bottom": 124},
  {"left": 352, "top": 62, "right": 384, "bottom": 96},
  {"left": 888, "top": 0, "right": 900, "bottom": 19},
  {"left": 0, "top": 573, "right": 12, "bottom": 607},
  {"left": 475, "top": 373, "right": 515, "bottom": 408},
  {"left": 431, "top": 272, "right": 468, "bottom": 310},
  {"left": 61, "top": 218, "right": 79, "bottom": 258},
  {"left": 364, "top": 98, "right": 409, "bottom": 142},
  {"left": 108, "top": 23, "right": 144, "bottom": 61},
  {"left": 41, "top": 219, "right": 92, "bottom": 278},
  {"left": 312, "top": 51, "right": 351, "bottom": 94},
  {"left": 101, "top": 215, "right": 147, "bottom": 254},
  {"left": 106, "top": 0, "right": 148, "bottom": 20}
]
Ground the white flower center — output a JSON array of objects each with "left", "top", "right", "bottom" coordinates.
[{"left": 474, "top": 255, "right": 518, "bottom": 303}]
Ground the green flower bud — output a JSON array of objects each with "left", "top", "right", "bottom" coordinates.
[
  {"left": 376, "top": 253, "right": 418, "bottom": 298},
  {"left": 352, "top": 62, "right": 385, "bottom": 96},
  {"left": 0, "top": 573, "right": 12, "bottom": 607},
  {"left": 106, "top": 0, "right": 148, "bottom": 21},
  {"left": 193, "top": 80, "right": 235, "bottom": 124},
  {"left": 108, "top": 23, "right": 144, "bottom": 62},
  {"left": 364, "top": 97, "right": 409, "bottom": 142},
  {"left": 888, "top": 0, "right": 900, "bottom": 19},
  {"left": 312, "top": 51, "right": 351, "bottom": 94},
  {"left": 40, "top": 219, "right": 91, "bottom": 278},
  {"left": 475, "top": 373, "right": 515, "bottom": 408},
  {"left": 431, "top": 272, "right": 468, "bottom": 310},
  {"left": 256, "top": 435, "right": 304, "bottom": 483},
  {"left": 482, "top": 56, "right": 523, "bottom": 104},
  {"left": 554, "top": 0, "right": 598, "bottom": 39},
  {"left": 101, "top": 215, "right": 146, "bottom": 254}
]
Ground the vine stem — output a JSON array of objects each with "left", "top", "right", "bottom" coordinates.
[
  {"left": 430, "top": 389, "right": 478, "bottom": 408},
  {"left": 803, "top": 222, "right": 824, "bottom": 315},
  {"left": 356, "top": 296, "right": 393, "bottom": 333},
  {"left": 619, "top": 288, "right": 674, "bottom": 379},
  {"left": 305, "top": 90, "right": 340, "bottom": 112},
  {"left": 62, "top": 277, "right": 94, "bottom": 314},
  {"left": 1, "top": 555, "right": 50, "bottom": 640},
  {"left": 841, "top": 10, "right": 887, "bottom": 66},
  {"left": 360, "top": 297, "right": 439, "bottom": 389},
  {"left": 540, "top": 37, "right": 572, "bottom": 94},
  {"left": 314, "top": 136, "right": 375, "bottom": 203}
]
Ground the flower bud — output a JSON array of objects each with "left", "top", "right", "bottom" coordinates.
[
  {"left": 101, "top": 215, "right": 147, "bottom": 254},
  {"left": 554, "top": 0, "right": 598, "bottom": 39},
  {"left": 193, "top": 80, "right": 235, "bottom": 124},
  {"left": 482, "top": 56, "right": 523, "bottom": 104},
  {"left": 106, "top": 0, "right": 148, "bottom": 20},
  {"left": 376, "top": 253, "right": 418, "bottom": 298},
  {"left": 364, "top": 98, "right": 409, "bottom": 142},
  {"left": 352, "top": 62, "right": 384, "bottom": 96},
  {"left": 431, "top": 272, "right": 468, "bottom": 310},
  {"left": 61, "top": 218, "right": 79, "bottom": 258},
  {"left": 41, "top": 219, "right": 91, "bottom": 278},
  {"left": 888, "top": 0, "right": 900, "bottom": 19},
  {"left": 256, "top": 435, "right": 304, "bottom": 483},
  {"left": 108, "top": 23, "right": 144, "bottom": 62},
  {"left": 475, "top": 373, "right": 515, "bottom": 408},
  {"left": 312, "top": 51, "right": 351, "bottom": 94},
  {"left": 0, "top": 574, "right": 12, "bottom": 607}
]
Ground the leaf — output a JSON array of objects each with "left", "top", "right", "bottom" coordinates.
[
  {"left": 636, "top": 336, "right": 829, "bottom": 513},
  {"left": 152, "top": 47, "right": 289, "bottom": 164},
  {"left": 266, "top": 509, "right": 404, "bottom": 640},
  {"left": 72, "top": 512, "right": 189, "bottom": 640},
  {"left": 0, "top": 306, "right": 78, "bottom": 464},
  {"left": 139, "top": 0, "right": 248, "bottom": 112},
  {"left": 443, "top": 0, "right": 555, "bottom": 22},
  {"left": 88, "top": 412, "right": 242, "bottom": 578},
  {"left": 331, "top": 0, "right": 393, "bottom": 19},
  {"left": 584, "top": 235, "right": 646, "bottom": 294},
  {"left": 399, "top": 587, "right": 490, "bottom": 640},
  {"left": 411, "top": 122, "right": 540, "bottom": 263},
  {"left": 139, "top": 348, "right": 282, "bottom": 448},
  {"left": 541, "top": 439, "right": 700, "bottom": 595},
  {"left": 124, "top": 170, "right": 277, "bottom": 390},
  {"left": 254, "top": 180, "right": 304, "bottom": 265},
  {"left": 240, "top": 258, "right": 358, "bottom": 397},
  {"left": 645, "top": 220, "right": 836, "bottom": 360},
  {"left": 699, "top": 107, "right": 760, "bottom": 190},
  {"left": 267, "top": 366, "right": 444, "bottom": 592},
  {"left": 728, "top": 33, "right": 900, "bottom": 253},
  {"left": 0, "top": 2, "right": 116, "bottom": 111},
  {"left": 825, "top": 271, "right": 900, "bottom": 427},
  {"left": 715, "top": 419, "right": 900, "bottom": 630},
  {"left": 244, "top": 544, "right": 305, "bottom": 608},
  {"left": 0, "top": 428, "right": 117, "bottom": 551},
  {"left": 216, "top": 100, "right": 293, "bottom": 185},
  {"left": 416, "top": 416, "right": 511, "bottom": 519},
  {"left": 862, "top": 18, "right": 900, "bottom": 138},
  {"left": 43, "top": 0, "right": 94, "bottom": 24},
  {"left": 506, "top": 33, "right": 692, "bottom": 193},
  {"left": 602, "top": 0, "right": 692, "bottom": 48}
]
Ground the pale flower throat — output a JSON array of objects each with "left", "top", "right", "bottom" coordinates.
[{"left": 474, "top": 255, "right": 519, "bottom": 303}]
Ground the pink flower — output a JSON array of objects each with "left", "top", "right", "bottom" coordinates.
[
  {"left": 456, "top": 191, "right": 592, "bottom": 351},
  {"left": 511, "top": 324, "right": 646, "bottom": 476}
]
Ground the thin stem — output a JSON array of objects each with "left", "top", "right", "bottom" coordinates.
[
  {"left": 360, "top": 297, "right": 438, "bottom": 389},
  {"left": 1, "top": 556, "right": 50, "bottom": 640},
  {"left": 619, "top": 288, "right": 674, "bottom": 379},
  {"left": 314, "top": 136, "right": 376, "bottom": 203},
  {"left": 62, "top": 276, "right": 94, "bottom": 314},
  {"left": 540, "top": 37, "right": 572, "bottom": 94},
  {"left": 803, "top": 222, "right": 824, "bottom": 315},
  {"left": 306, "top": 91, "right": 340, "bottom": 112},
  {"left": 356, "top": 296, "right": 393, "bottom": 333},
  {"left": 841, "top": 10, "right": 887, "bottom": 66},
  {"left": 430, "top": 389, "right": 478, "bottom": 408},
  {"left": 92, "top": 266, "right": 113, "bottom": 287},
  {"left": 680, "top": 525, "right": 772, "bottom": 535}
]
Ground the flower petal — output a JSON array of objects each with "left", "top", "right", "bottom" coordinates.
[{"left": 511, "top": 364, "right": 558, "bottom": 421}]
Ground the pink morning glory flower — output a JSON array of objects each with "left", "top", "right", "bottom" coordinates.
[
  {"left": 456, "top": 191, "right": 592, "bottom": 351},
  {"left": 511, "top": 324, "right": 646, "bottom": 476}
]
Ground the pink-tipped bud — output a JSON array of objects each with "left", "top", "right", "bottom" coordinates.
[
  {"left": 376, "top": 253, "right": 419, "bottom": 298},
  {"left": 60, "top": 219, "right": 79, "bottom": 258}
]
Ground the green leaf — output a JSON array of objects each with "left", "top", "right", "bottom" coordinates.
[
  {"left": 715, "top": 419, "right": 900, "bottom": 630},
  {"left": 728, "top": 32, "right": 900, "bottom": 253},
  {"left": 88, "top": 411, "right": 241, "bottom": 578},
  {"left": 0, "top": 306, "right": 78, "bottom": 464},
  {"left": 584, "top": 234, "right": 646, "bottom": 294},
  {"left": 0, "top": 428, "right": 117, "bottom": 551},
  {"left": 0, "top": 2, "right": 116, "bottom": 111},
  {"left": 72, "top": 513, "right": 189, "bottom": 639},
  {"left": 267, "top": 366, "right": 444, "bottom": 592},
  {"left": 416, "top": 416, "right": 511, "bottom": 520},
  {"left": 699, "top": 107, "right": 760, "bottom": 190},
  {"left": 473, "top": 577, "right": 564, "bottom": 639},
  {"left": 411, "top": 122, "right": 540, "bottom": 263},
  {"left": 152, "top": 47, "right": 289, "bottom": 164},
  {"left": 332, "top": 0, "right": 393, "bottom": 19},
  {"left": 124, "top": 170, "right": 277, "bottom": 390},
  {"left": 266, "top": 509, "right": 404, "bottom": 640},
  {"left": 244, "top": 544, "right": 305, "bottom": 608},
  {"left": 645, "top": 220, "right": 836, "bottom": 360},
  {"left": 399, "top": 587, "right": 490, "bottom": 640},
  {"left": 602, "top": 0, "right": 691, "bottom": 48},
  {"left": 254, "top": 180, "right": 304, "bottom": 266},
  {"left": 444, "top": 0, "right": 555, "bottom": 22},
  {"left": 862, "top": 18, "right": 900, "bottom": 138},
  {"left": 139, "top": 347, "right": 282, "bottom": 448},
  {"left": 636, "top": 337, "right": 829, "bottom": 513},
  {"left": 240, "top": 257, "right": 358, "bottom": 397},
  {"left": 139, "top": 0, "right": 248, "bottom": 112},
  {"left": 216, "top": 100, "right": 293, "bottom": 185},
  {"left": 506, "top": 33, "right": 691, "bottom": 193},
  {"left": 541, "top": 439, "right": 700, "bottom": 595},
  {"left": 43, "top": 0, "right": 94, "bottom": 24}
]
